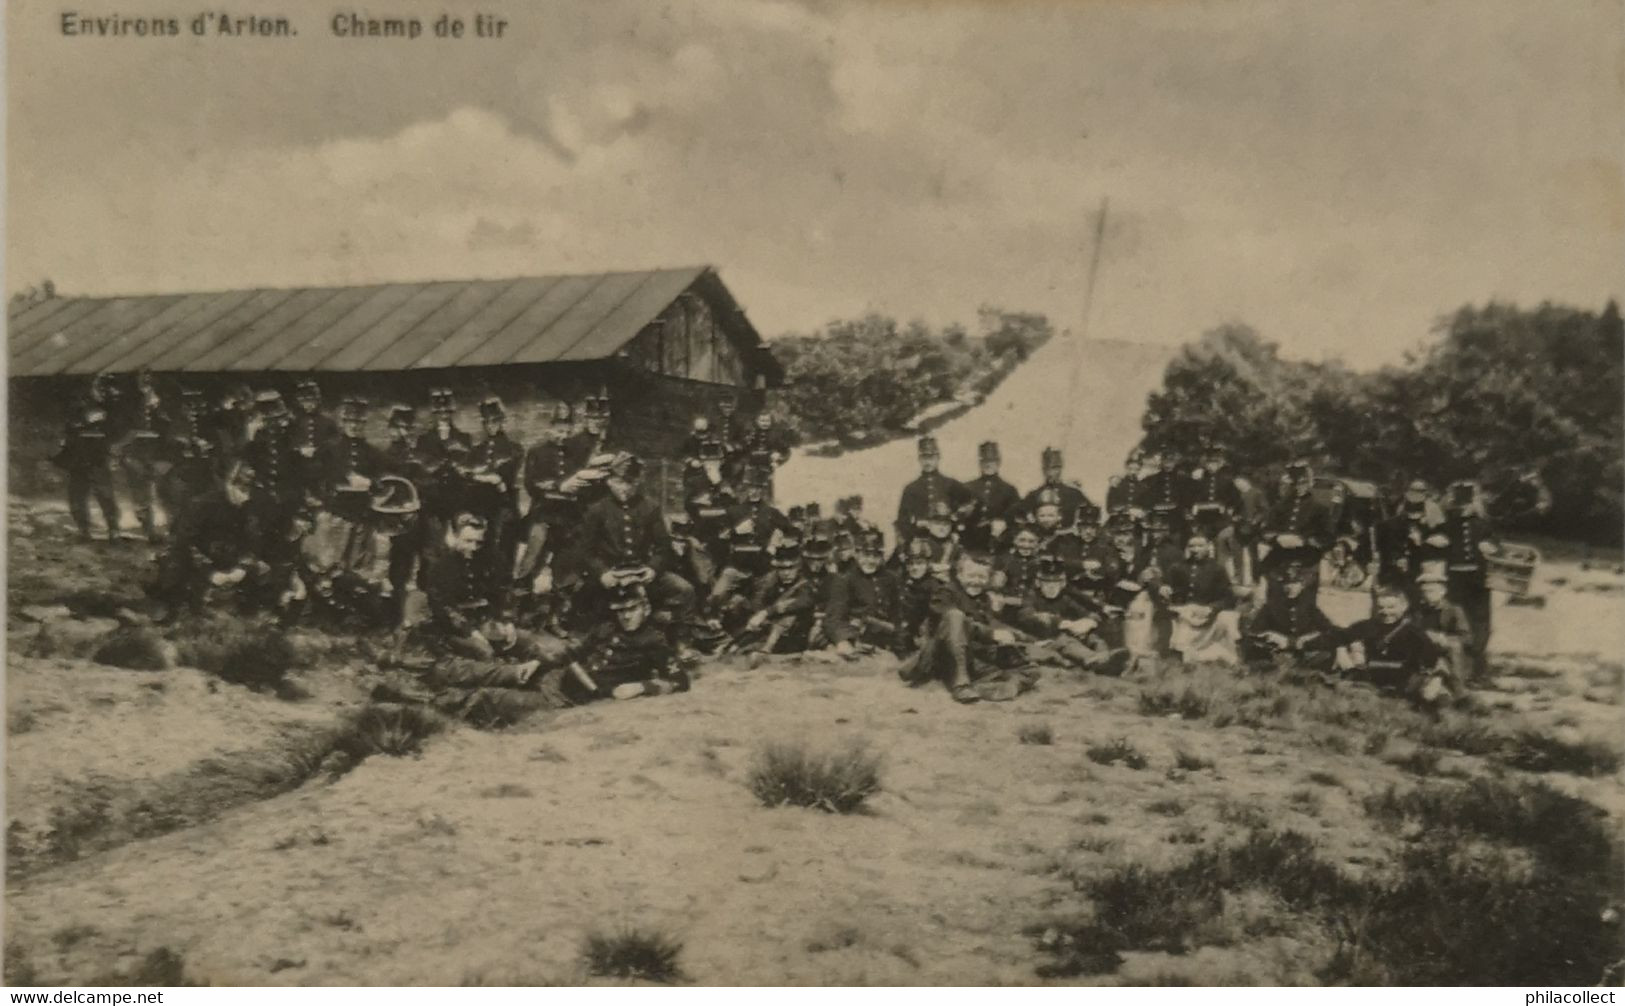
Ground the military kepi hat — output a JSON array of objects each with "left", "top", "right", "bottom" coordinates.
[
  {"left": 978, "top": 441, "right": 1000, "bottom": 463},
  {"left": 917, "top": 435, "right": 940, "bottom": 458}
]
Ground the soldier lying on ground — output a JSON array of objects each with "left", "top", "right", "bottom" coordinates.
[
  {"left": 897, "top": 551, "right": 1037, "bottom": 705},
  {"left": 1007, "top": 554, "right": 1132, "bottom": 676}
]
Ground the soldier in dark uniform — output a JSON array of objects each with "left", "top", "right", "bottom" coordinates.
[
  {"left": 203, "top": 384, "right": 254, "bottom": 478},
  {"left": 897, "top": 552, "right": 1035, "bottom": 704},
  {"left": 515, "top": 402, "right": 591, "bottom": 589},
  {"left": 706, "top": 466, "right": 791, "bottom": 615},
  {"left": 1440, "top": 480, "right": 1499, "bottom": 682},
  {"left": 1019, "top": 447, "right": 1090, "bottom": 529},
  {"left": 824, "top": 529, "right": 905, "bottom": 656},
  {"left": 546, "top": 583, "right": 691, "bottom": 703},
  {"left": 1106, "top": 448, "right": 1145, "bottom": 516},
  {"left": 54, "top": 373, "right": 122, "bottom": 542},
  {"left": 422, "top": 511, "right": 500, "bottom": 658},
  {"left": 1261, "top": 459, "right": 1337, "bottom": 606},
  {"left": 735, "top": 410, "right": 795, "bottom": 500},
  {"left": 381, "top": 404, "right": 428, "bottom": 625},
  {"left": 244, "top": 390, "right": 299, "bottom": 532},
  {"left": 1135, "top": 450, "right": 1187, "bottom": 539},
  {"left": 315, "top": 397, "right": 389, "bottom": 578},
  {"left": 415, "top": 387, "right": 476, "bottom": 524},
  {"left": 1162, "top": 532, "right": 1242, "bottom": 663},
  {"left": 1331, "top": 586, "right": 1452, "bottom": 707},
  {"left": 1413, "top": 564, "right": 1474, "bottom": 687},
  {"left": 1186, "top": 442, "right": 1242, "bottom": 575},
  {"left": 1373, "top": 480, "right": 1447, "bottom": 597},
  {"left": 963, "top": 441, "right": 1021, "bottom": 554},
  {"left": 896, "top": 537, "right": 941, "bottom": 653},
  {"left": 151, "top": 461, "right": 261, "bottom": 616},
  {"left": 992, "top": 523, "right": 1044, "bottom": 614},
  {"left": 288, "top": 379, "right": 339, "bottom": 503},
  {"left": 733, "top": 537, "right": 818, "bottom": 654},
  {"left": 115, "top": 370, "right": 172, "bottom": 541},
  {"left": 1031, "top": 489, "right": 1084, "bottom": 572},
  {"left": 1240, "top": 560, "right": 1337, "bottom": 669},
  {"left": 576, "top": 453, "right": 696, "bottom": 644},
  {"left": 1009, "top": 554, "right": 1132, "bottom": 675},
  {"left": 835, "top": 495, "right": 875, "bottom": 541},
  {"left": 801, "top": 525, "right": 842, "bottom": 647},
  {"left": 461, "top": 396, "right": 525, "bottom": 574},
  {"left": 895, "top": 435, "right": 967, "bottom": 547},
  {"left": 158, "top": 389, "right": 216, "bottom": 532}
]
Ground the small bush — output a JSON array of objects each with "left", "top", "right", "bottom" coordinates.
[
  {"left": 1389, "top": 747, "right": 1444, "bottom": 777},
  {"left": 1174, "top": 749, "right": 1215, "bottom": 772},
  {"left": 1086, "top": 738, "right": 1149, "bottom": 770},
  {"left": 1146, "top": 798, "right": 1186, "bottom": 817},
  {"left": 748, "top": 740, "right": 881, "bottom": 814},
  {"left": 1305, "top": 771, "right": 1344, "bottom": 788},
  {"left": 333, "top": 703, "right": 447, "bottom": 761},
  {"left": 1138, "top": 688, "right": 1210, "bottom": 719},
  {"left": 4, "top": 942, "right": 40, "bottom": 987},
  {"left": 1363, "top": 731, "right": 1391, "bottom": 757},
  {"left": 1018, "top": 724, "right": 1055, "bottom": 746},
  {"left": 1499, "top": 731, "right": 1622, "bottom": 777},
  {"left": 90, "top": 947, "right": 203, "bottom": 987},
  {"left": 91, "top": 628, "right": 174, "bottom": 671},
  {"left": 174, "top": 622, "right": 303, "bottom": 693},
  {"left": 581, "top": 927, "right": 685, "bottom": 983}
]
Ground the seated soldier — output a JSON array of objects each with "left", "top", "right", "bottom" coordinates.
[
  {"left": 801, "top": 522, "right": 843, "bottom": 647},
  {"left": 1331, "top": 586, "right": 1452, "bottom": 707},
  {"left": 824, "top": 529, "right": 904, "bottom": 657},
  {"left": 895, "top": 537, "right": 941, "bottom": 653},
  {"left": 423, "top": 512, "right": 504, "bottom": 658},
  {"left": 545, "top": 583, "right": 691, "bottom": 704},
  {"left": 1411, "top": 564, "right": 1473, "bottom": 689},
  {"left": 897, "top": 551, "right": 1036, "bottom": 704},
  {"left": 1240, "top": 560, "right": 1338, "bottom": 669},
  {"left": 733, "top": 537, "right": 817, "bottom": 654},
  {"left": 577, "top": 452, "right": 697, "bottom": 645},
  {"left": 707, "top": 467, "right": 790, "bottom": 615},
  {"left": 992, "top": 523, "right": 1044, "bottom": 614},
  {"left": 1009, "top": 555, "right": 1132, "bottom": 676},
  {"left": 1163, "top": 533, "right": 1242, "bottom": 664},
  {"left": 1030, "top": 493, "right": 1083, "bottom": 571},
  {"left": 151, "top": 460, "right": 264, "bottom": 618}
]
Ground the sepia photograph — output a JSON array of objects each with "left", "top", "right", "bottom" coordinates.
[{"left": 4, "top": 0, "right": 1623, "bottom": 989}]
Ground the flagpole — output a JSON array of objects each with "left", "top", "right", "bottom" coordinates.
[{"left": 1061, "top": 196, "right": 1110, "bottom": 444}]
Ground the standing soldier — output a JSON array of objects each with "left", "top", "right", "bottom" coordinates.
[
  {"left": 1441, "top": 480, "right": 1499, "bottom": 683},
  {"left": 415, "top": 387, "right": 475, "bottom": 524},
  {"left": 244, "top": 390, "right": 298, "bottom": 531},
  {"left": 895, "top": 435, "right": 967, "bottom": 547},
  {"left": 116, "top": 370, "right": 171, "bottom": 541},
  {"left": 1185, "top": 442, "right": 1241, "bottom": 570},
  {"left": 963, "top": 441, "right": 1020, "bottom": 554},
  {"left": 1261, "top": 459, "right": 1337, "bottom": 606},
  {"left": 1019, "top": 448, "right": 1090, "bottom": 529},
  {"left": 736, "top": 410, "right": 795, "bottom": 499},
  {"left": 1373, "top": 479, "right": 1445, "bottom": 594},
  {"left": 204, "top": 384, "right": 254, "bottom": 478},
  {"left": 516, "top": 402, "right": 592, "bottom": 587},
  {"left": 463, "top": 396, "right": 525, "bottom": 571},
  {"left": 288, "top": 379, "right": 339, "bottom": 502},
  {"left": 1136, "top": 450, "right": 1187, "bottom": 539},
  {"left": 317, "top": 397, "right": 388, "bottom": 574},
  {"left": 1106, "top": 448, "right": 1145, "bottom": 516},
  {"left": 53, "top": 373, "right": 122, "bottom": 542},
  {"left": 380, "top": 404, "right": 428, "bottom": 624},
  {"left": 159, "top": 389, "right": 216, "bottom": 531}
]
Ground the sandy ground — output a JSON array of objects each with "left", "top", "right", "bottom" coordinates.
[{"left": 5, "top": 518, "right": 1621, "bottom": 984}]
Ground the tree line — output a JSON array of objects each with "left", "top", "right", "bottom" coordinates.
[{"left": 1140, "top": 301, "right": 1624, "bottom": 544}]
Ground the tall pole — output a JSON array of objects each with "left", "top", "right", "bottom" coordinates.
[{"left": 1062, "top": 196, "right": 1110, "bottom": 444}]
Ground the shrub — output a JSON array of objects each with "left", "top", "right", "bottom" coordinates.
[
  {"left": 1499, "top": 731, "right": 1622, "bottom": 777},
  {"left": 1085, "top": 738, "right": 1149, "bottom": 770},
  {"left": 581, "top": 927, "right": 685, "bottom": 983},
  {"left": 1138, "top": 688, "right": 1210, "bottom": 719},
  {"left": 174, "top": 621, "right": 303, "bottom": 693},
  {"left": 748, "top": 740, "right": 881, "bottom": 814},
  {"left": 1174, "top": 750, "right": 1215, "bottom": 772},
  {"left": 91, "top": 628, "right": 175, "bottom": 670},
  {"left": 333, "top": 703, "right": 446, "bottom": 760},
  {"left": 1018, "top": 724, "right": 1055, "bottom": 746}
]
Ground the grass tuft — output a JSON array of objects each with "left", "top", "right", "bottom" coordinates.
[
  {"left": 748, "top": 740, "right": 881, "bottom": 814},
  {"left": 1174, "top": 749, "right": 1215, "bottom": 772},
  {"left": 91, "top": 628, "right": 174, "bottom": 671},
  {"left": 1138, "top": 687, "right": 1210, "bottom": 719},
  {"left": 581, "top": 927, "right": 686, "bottom": 983}
]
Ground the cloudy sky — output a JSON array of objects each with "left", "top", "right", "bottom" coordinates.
[{"left": 7, "top": 0, "right": 1621, "bottom": 365}]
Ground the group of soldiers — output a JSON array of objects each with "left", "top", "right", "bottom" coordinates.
[
  {"left": 52, "top": 370, "right": 1506, "bottom": 710},
  {"left": 880, "top": 436, "right": 1505, "bottom": 705}
]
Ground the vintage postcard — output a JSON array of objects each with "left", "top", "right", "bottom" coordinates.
[{"left": 5, "top": 0, "right": 1623, "bottom": 988}]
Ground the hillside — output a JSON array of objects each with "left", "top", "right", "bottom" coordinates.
[{"left": 775, "top": 336, "right": 1176, "bottom": 526}]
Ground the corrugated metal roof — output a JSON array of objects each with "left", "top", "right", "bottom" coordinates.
[{"left": 7, "top": 266, "right": 758, "bottom": 377}]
